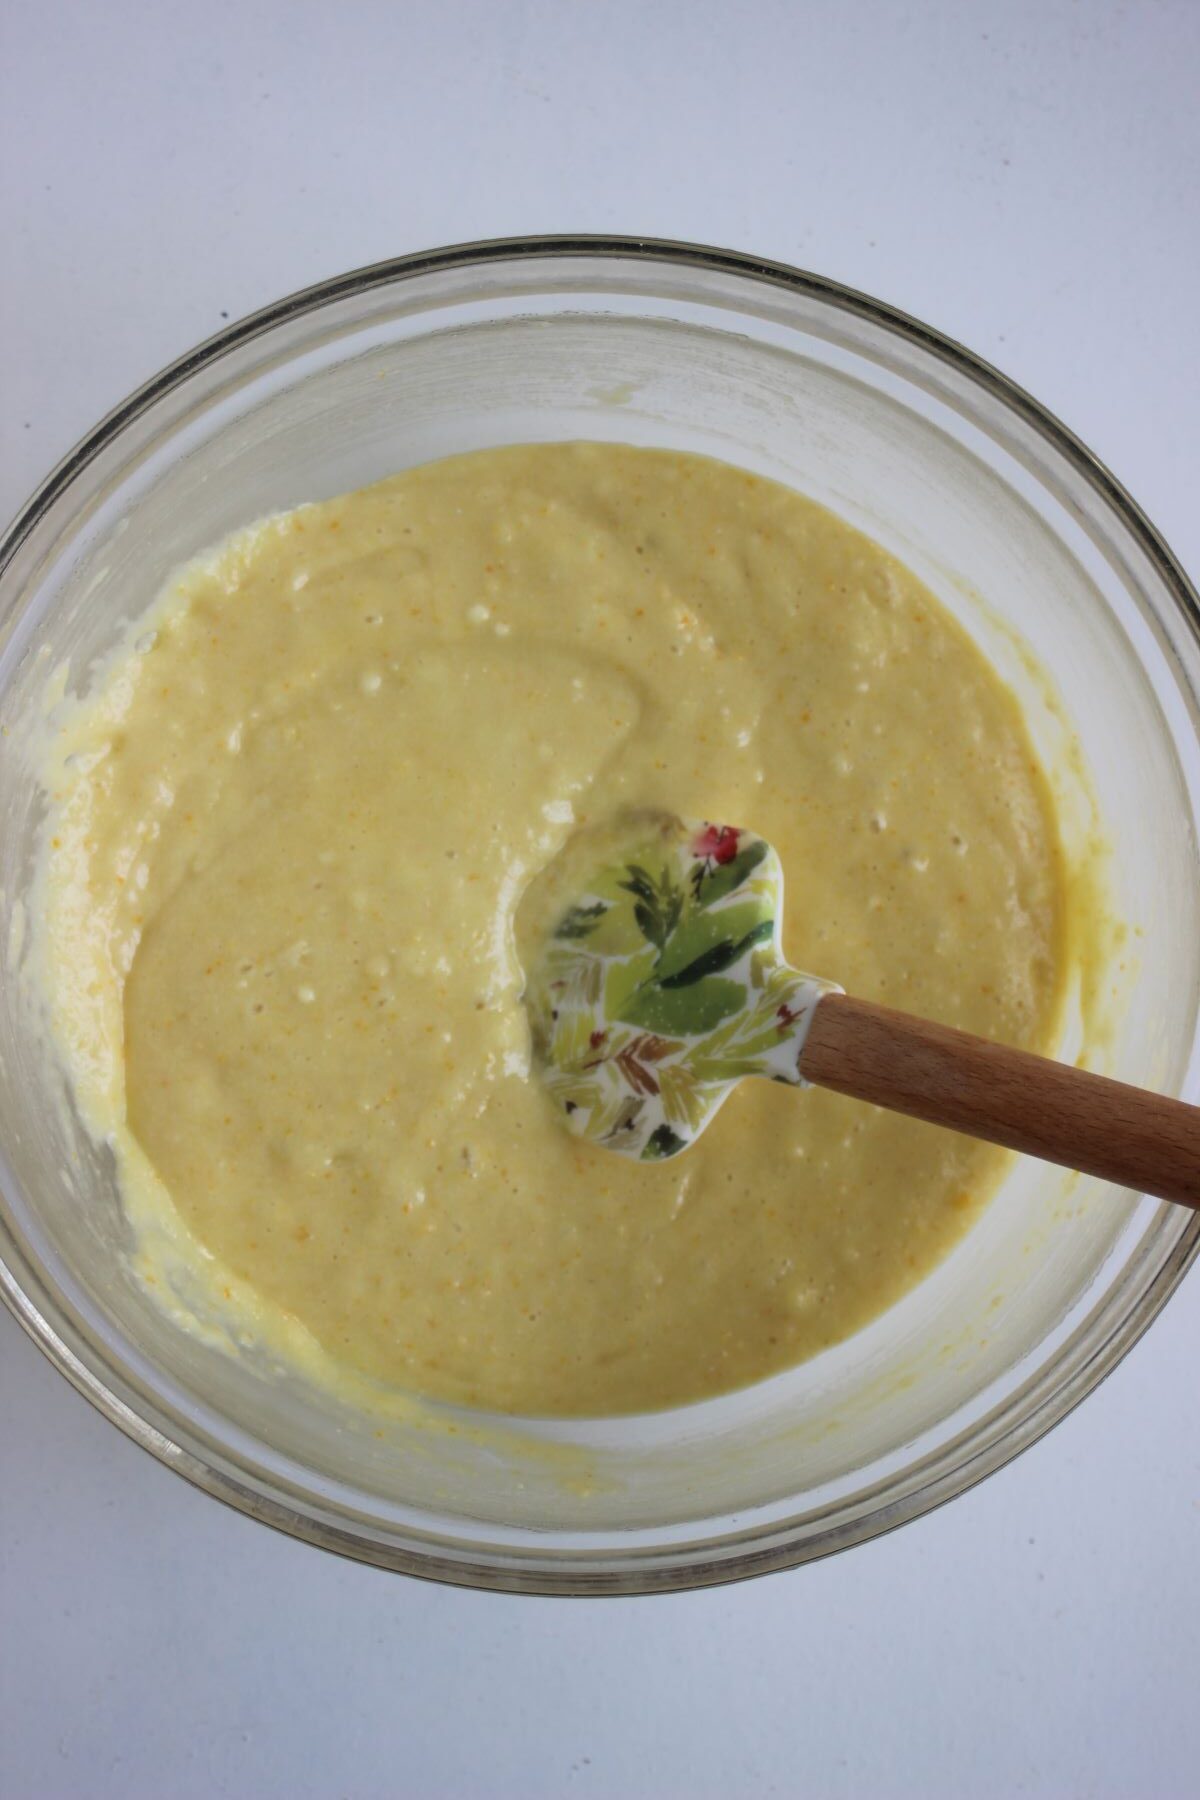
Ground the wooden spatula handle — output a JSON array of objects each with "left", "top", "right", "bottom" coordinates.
[{"left": 800, "top": 992, "right": 1200, "bottom": 1210}]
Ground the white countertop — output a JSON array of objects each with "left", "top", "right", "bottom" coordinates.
[{"left": 2, "top": 3, "right": 1198, "bottom": 1794}]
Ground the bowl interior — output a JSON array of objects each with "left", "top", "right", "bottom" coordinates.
[{"left": 1, "top": 247, "right": 1197, "bottom": 1586}]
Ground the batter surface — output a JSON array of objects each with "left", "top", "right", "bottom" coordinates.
[{"left": 42, "top": 445, "right": 1067, "bottom": 1414}]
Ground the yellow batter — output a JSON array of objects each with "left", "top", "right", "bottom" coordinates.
[{"left": 41, "top": 444, "right": 1069, "bottom": 1415}]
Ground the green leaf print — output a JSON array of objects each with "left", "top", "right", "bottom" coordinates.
[
  {"left": 657, "top": 1061, "right": 707, "bottom": 1130},
  {"left": 554, "top": 900, "right": 609, "bottom": 940},
  {"left": 654, "top": 898, "right": 768, "bottom": 982},
  {"left": 545, "top": 1073, "right": 606, "bottom": 1113},
  {"left": 620, "top": 862, "right": 683, "bottom": 950},
  {"left": 693, "top": 839, "right": 769, "bottom": 907},
  {"left": 603, "top": 945, "right": 659, "bottom": 1018},
  {"left": 581, "top": 901, "right": 652, "bottom": 959},
  {"left": 552, "top": 1005, "right": 605, "bottom": 1071},
  {"left": 657, "top": 917, "right": 775, "bottom": 988},
  {"left": 616, "top": 975, "right": 744, "bottom": 1035},
  {"left": 600, "top": 1095, "right": 646, "bottom": 1143},
  {"left": 619, "top": 865, "right": 656, "bottom": 902},
  {"left": 643, "top": 1123, "right": 688, "bottom": 1160}
]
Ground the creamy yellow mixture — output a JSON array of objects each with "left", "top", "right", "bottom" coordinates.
[{"left": 42, "top": 445, "right": 1069, "bottom": 1415}]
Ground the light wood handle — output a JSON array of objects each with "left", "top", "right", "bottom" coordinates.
[{"left": 800, "top": 992, "right": 1200, "bottom": 1210}]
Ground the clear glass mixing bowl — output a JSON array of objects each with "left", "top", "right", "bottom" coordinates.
[{"left": 1, "top": 237, "right": 1197, "bottom": 1593}]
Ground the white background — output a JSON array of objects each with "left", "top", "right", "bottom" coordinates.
[{"left": 2, "top": 3, "right": 1198, "bottom": 1795}]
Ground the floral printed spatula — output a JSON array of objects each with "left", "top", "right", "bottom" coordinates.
[{"left": 517, "top": 810, "right": 1200, "bottom": 1207}]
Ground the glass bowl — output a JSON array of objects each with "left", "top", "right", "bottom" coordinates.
[{"left": 1, "top": 237, "right": 1197, "bottom": 1594}]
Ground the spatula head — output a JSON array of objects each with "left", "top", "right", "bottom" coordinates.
[{"left": 517, "top": 811, "right": 830, "bottom": 1161}]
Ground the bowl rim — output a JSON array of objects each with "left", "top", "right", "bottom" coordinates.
[{"left": 2, "top": 232, "right": 1198, "bottom": 1595}]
